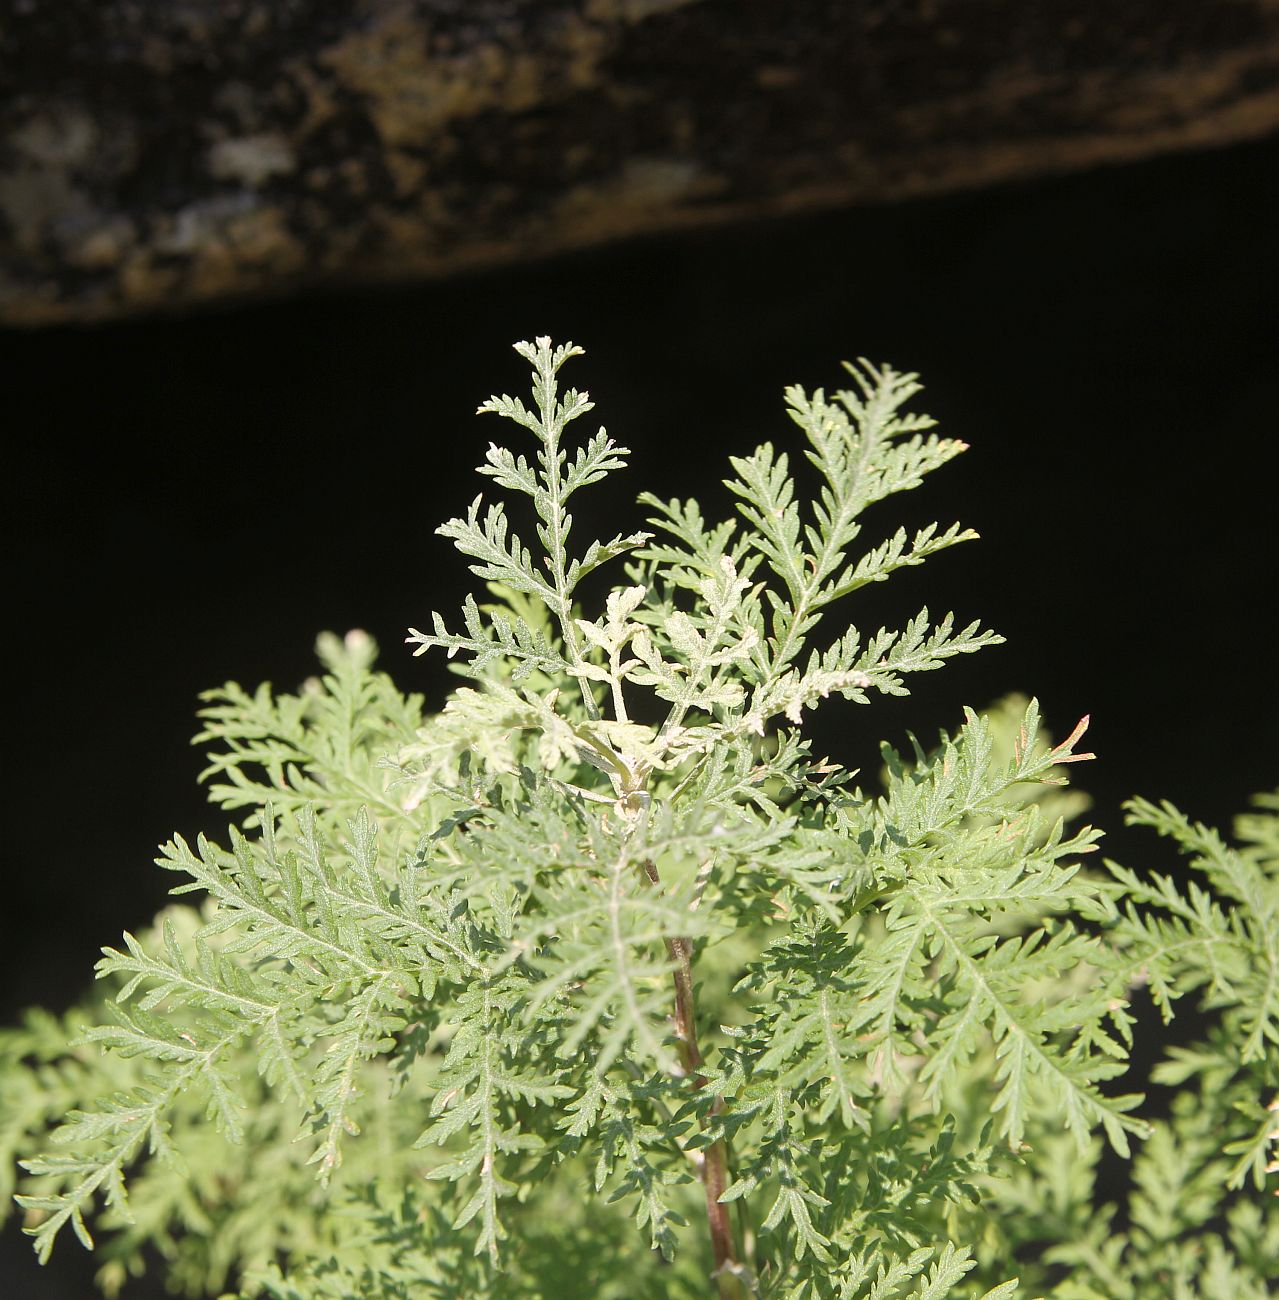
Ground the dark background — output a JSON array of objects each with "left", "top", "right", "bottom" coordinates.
[{"left": 3, "top": 134, "right": 1277, "bottom": 1295}]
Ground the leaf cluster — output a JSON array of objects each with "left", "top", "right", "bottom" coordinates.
[{"left": 4, "top": 341, "right": 1275, "bottom": 1300}]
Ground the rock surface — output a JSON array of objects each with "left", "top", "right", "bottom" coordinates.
[{"left": 3, "top": 0, "right": 1278, "bottom": 324}]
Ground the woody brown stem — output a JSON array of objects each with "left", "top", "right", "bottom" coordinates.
[
  {"left": 660, "top": 922, "right": 748, "bottom": 1299},
  {"left": 639, "top": 857, "right": 746, "bottom": 1293}
]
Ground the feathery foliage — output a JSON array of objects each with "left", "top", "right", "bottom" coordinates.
[{"left": 5, "top": 339, "right": 1274, "bottom": 1298}]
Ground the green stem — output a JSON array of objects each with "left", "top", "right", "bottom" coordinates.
[{"left": 534, "top": 348, "right": 600, "bottom": 722}]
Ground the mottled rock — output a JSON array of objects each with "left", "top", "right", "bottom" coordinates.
[{"left": 2, "top": 0, "right": 1277, "bottom": 324}]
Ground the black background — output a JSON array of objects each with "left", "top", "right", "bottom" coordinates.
[{"left": 3, "top": 134, "right": 1277, "bottom": 1296}]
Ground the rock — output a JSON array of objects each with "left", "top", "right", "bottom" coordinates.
[{"left": 3, "top": 0, "right": 1277, "bottom": 324}]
